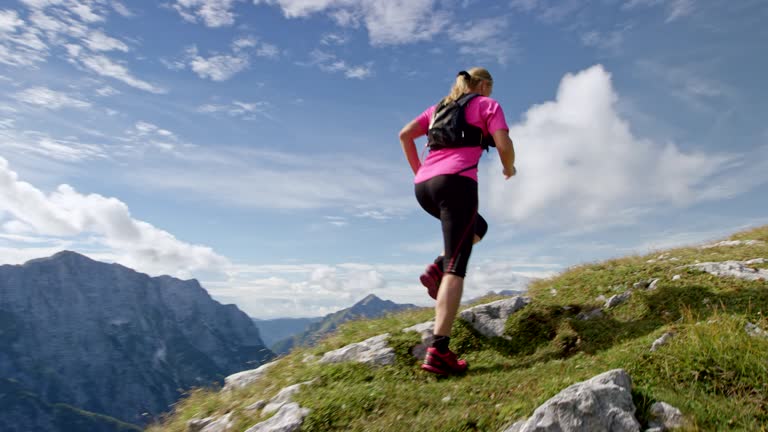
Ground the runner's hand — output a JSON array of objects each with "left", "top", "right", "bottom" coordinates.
[{"left": 503, "top": 166, "right": 517, "bottom": 179}]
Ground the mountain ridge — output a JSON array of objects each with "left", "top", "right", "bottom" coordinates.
[
  {"left": 0, "top": 250, "right": 274, "bottom": 432},
  {"left": 270, "top": 293, "right": 418, "bottom": 355}
]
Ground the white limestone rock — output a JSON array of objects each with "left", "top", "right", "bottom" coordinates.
[
  {"left": 223, "top": 362, "right": 277, "bottom": 392},
  {"left": 606, "top": 291, "right": 632, "bottom": 309},
  {"left": 187, "top": 413, "right": 233, "bottom": 432},
  {"left": 648, "top": 402, "right": 685, "bottom": 430},
  {"left": 245, "top": 400, "right": 267, "bottom": 412},
  {"left": 502, "top": 369, "right": 640, "bottom": 432},
  {"left": 263, "top": 381, "right": 315, "bottom": 415},
  {"left": 319, "top": 333, "right": 395, "bottom": 366},
  {"left": 245, "top": 403, "right": 310, "bottom": 432},
  {"left": 687, "top": 260, "right": 768, "bottom": 281},
  {"left": 402, "top": 321, "right": 435, "bottom": 359},
  {"left": 458, "top": 296, "right": 531, "bottom": 339},
  {"left": 700, "top": 240, "right": 764, "bottom": 249},
  {"left": 650, "top": 332, "right": 674, "bottom": 352},
  {"left": 745, "top": 322, "right": 768, "bottom": 338}
]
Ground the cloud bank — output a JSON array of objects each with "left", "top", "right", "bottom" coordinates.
[
  {"left": 0, "top": 156, "right": 228, "bottom": 277},
  {"left": 487, "top": 65, "right": 740, "bottom": 228}
]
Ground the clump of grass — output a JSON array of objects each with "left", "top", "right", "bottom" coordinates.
[
  {"left": 647, "top": 309, "right": 768, "bottom": 401},
  {"left": 503, "top": 303, "right": 580, "bottom": 355}
]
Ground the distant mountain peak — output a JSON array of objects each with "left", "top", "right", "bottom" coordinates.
[
  {"left": 51, "top": 250, "right": 90, "bottom": 259},
  {"left": 1, "top": 251, "right": 274, "bottom": 429},
  {"left": 24, "top": 250, "right": 96, "bottom": 266},
  {"left": 356, "top": 294, "right": 382, "bottom": 305}
]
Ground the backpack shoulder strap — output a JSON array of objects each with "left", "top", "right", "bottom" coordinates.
[{"left": 456, "top": 93, "right": 480, "bottom": 107}]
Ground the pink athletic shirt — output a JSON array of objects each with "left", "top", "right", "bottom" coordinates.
[{"left": 414, "top": 96, "right": 508, "bottom": 184}]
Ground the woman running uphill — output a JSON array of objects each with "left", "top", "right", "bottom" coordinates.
[{"left": 399, "top": 67, "right": 516, "bottom": 375}]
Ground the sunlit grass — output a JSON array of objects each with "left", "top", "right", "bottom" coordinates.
[{"left": 148, "top": 225, "right": 768, "bottom": 431}]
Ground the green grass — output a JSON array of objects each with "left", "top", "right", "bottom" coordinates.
[{"left": 148, "top": 226, "right": 768, "bottom": 432}]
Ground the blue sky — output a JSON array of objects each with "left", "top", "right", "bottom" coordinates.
[{"left": 1, "top": 0, "right": 766, "bottom": 318}]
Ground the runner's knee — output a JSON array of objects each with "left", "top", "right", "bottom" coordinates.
[{"left": 475, "top": 215, "right": 488, "bottom": 239}]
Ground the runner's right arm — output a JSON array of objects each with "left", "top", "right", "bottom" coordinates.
[
  {"left": 492, "top": 129, "right": 516, "bottom": 179},
  {"left": 399, "top": 119, "right": 427, "bottom": 176}
]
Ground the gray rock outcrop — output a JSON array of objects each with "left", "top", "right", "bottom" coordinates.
[
  {"left": 503, "top": 369, "right": 640, "bottom": 432},
  {"left": 687, "top": 259, "right": 768, "bottom": 281},
  {"left": 402, "top": 321, "right": 435, "bottom": 359},
  {"left": 319, "top": 333, "right": 395, "bottom": 366},
  {"left": 224, "top": 362, "right": 277, "bottom": 392},
  {"left": 576, "top": 309, "right": 605, "bottom": 321},
  {"left": 459, "top": 296, "right": 531, "bottom": 338},
  {"left": 650, "top": 332, "right": 674, "bottom": 352},
  {"left": 263, "top": 381, "right": 315, "bottom": 415},
  {"left": 187, "top": 413, "right": 234, "bottom": 432},
  {"left": 745, "top": 322, "right": 768, "bottom": 338},
  {"left": 647, "top": 402, "right": 685, "bottom": 430},
  {"left": 605, "top": 292, "right": 632, "bottom": 309},
  {"left": 245, "top": 403, "right": 310, "bottom": 432},
  {"left": 700, "top": 240, "right": 764, "bottom": 249}
]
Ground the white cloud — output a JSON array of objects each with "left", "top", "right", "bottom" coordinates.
[
  {"left": 84, "top": 30, "right": 129, "bottom": 52},
  {"left": 0, "top": 122, "right": 108, "bottom": 163},
  {"left": 666, "top": 0, "right": 694, "bottom": 21},
  {"left": 320, "top": 32, "right": 349, "bottom": 45},
  {"left": 451, "top": 16, "right": 518, "bottom": 65},
  {"left": 124, "top": 146, "right": 412, "bottom": 211},
  {"left": 0, "top": 11, "right": 48, "bottom": 67},
  {"left": 173, "top": 0, "right": 240, "bottom": 27},
  {"left": 210, "top": 260, "right": 535, "bottom": 318},
  {"left": 132, "top": 121, "right": 177, "bottom": 139},
  {"left": 512, "top": 0, "right": 585, "bottom": 24},
  {"left": 0, "top": 126, "right": 106, "bottom": 162},
  {"left": 324, "top": 216, "right": 348, "bottom": 227},
  {"left": 110, "top": 1, "right": 133, "bottom": 17},
  {"left": 190, "top": 53, "right": 249, "bottom": 81},
  {"left": 232, "top": 36, "right": 257, "bottom": 51},
  {"left": 29, "top": 7, "right": 90, "bottom": 38},
  {"left": 70, "top": 2, "right": 106, "bottom": 23},
  {"left": 76, "top": 53, "right": 166, "bottom": 93},
  {"left": 255, "top": 0, "right": 449, "bottom": 45},
  {"left": 509, "top": 0, "right": 541, "bottom": 12},
  {"left": 486, "top": 65, "right": 742, "bottom": 228},
  {"left": 1, "top": 2, "right": 160, "bottom": 93},
  {"left": 230, "top": 36, "right": 281, "bottom": 58},
  {"left": 360, "top": 1, "right": 449, "bottom": 45},
  {"left": 182, "top": 41, "right": 276, "bottom": 81},
  {"left": 256, "top": 42, "right": 279, "bottom": 58},
  {"left": 0, "top": 156, "right": 229, "bottom": 278},
  {"left": 120, "top": 121, "right": 184, "bottom": 153},
  {"left": 36, "top": 137, "right": 106, "bottom": 161},
  {"left": 13, "top": 87, "right": 91, "bottom": 109},
  {"left": 197, "top": 100, "right": 272, "bottom": 120},
  {"left": 581, "top": 29, "right": 625, "bottom": 54},
  {"left": 623, "top": 0, "right": 696, "bottom": 22},
  {"left": 96, "top": 85, "right": 120, "bottom": 96},
  {"left": 306, "top": 49, "right": 372, "bottom": 79},
  {"left": 636, "top": 60, "right": 733, "bottom": 111},
  {"left": 0, "top": 10, "right": 24, "bottom": 33}
]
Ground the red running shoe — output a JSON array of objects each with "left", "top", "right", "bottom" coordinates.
[
  {"left": 419, "top": 263, "right": 443, "bottom": 300},
  {"left": 420, "top": 347, "right": 468, "bottom": 375}
]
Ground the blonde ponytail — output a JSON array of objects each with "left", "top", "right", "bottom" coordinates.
[{"left": 443, "top": 67, "right": 493, "bottom": 104}]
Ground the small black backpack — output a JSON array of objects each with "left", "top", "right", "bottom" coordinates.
[{"left": 427, "top": 93, "right": 496, "bottom": 152}]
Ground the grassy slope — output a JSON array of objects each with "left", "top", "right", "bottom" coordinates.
[{"left": 148, "top": 226, "right": 768, "bottom": 432}]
